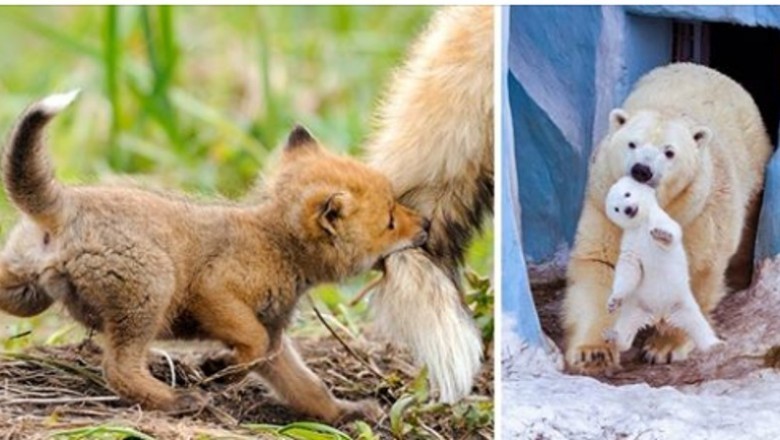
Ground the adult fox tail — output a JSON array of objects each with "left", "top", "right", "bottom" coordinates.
[{"left": 365, "top": 6, "right": 494, "bottom": 403}]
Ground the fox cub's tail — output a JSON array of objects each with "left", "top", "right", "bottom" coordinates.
[{"left": 4, "top": 90, "right": 78, "bottom": 231}]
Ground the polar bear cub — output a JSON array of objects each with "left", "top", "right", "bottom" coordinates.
[{"left": 604, "top": 177, "right": 722, "bottom": 354}]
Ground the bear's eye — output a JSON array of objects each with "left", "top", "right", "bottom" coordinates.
[
  {"left": 624, "top": 192, "right": 630, "bottom": 198},
  {"left": 628, "top": 142, "right": 637, "bottom": 150},
  {"left": 614, "top": 207, "right": 619, "bottom": 212},
  {"left": 665, "top": 150, "right": 675, "bottom": 159}
]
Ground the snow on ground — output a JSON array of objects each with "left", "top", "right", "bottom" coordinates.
[
  {"left": 502, "top": 261, "right": 780, "bottom": 440},
  {"left": 503, "top": 355, "right": 780, "bottom": 439}
]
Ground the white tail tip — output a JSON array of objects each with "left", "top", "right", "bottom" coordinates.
[{"left": 38, "top": 89, "right": 80, "bottom": 114}]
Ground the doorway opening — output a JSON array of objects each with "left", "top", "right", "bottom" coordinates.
[{"left": 673, "top": 21, "right": 780, "bottom": 146}]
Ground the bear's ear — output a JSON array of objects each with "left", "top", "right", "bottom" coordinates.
[
  {"left": 609, "top": 109, "right": 629, "bottom": 132},
  {"left": 692, "top": 126, "right": 711, "bottom": 148}
]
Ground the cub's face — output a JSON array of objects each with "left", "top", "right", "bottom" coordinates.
[
  {"left": 272, "top": 126, "right": 429, "bottom": 275},
  {"left": 603, "top": 109, "right": 709, "bottom": 201},
  {"left": 605, "top": 176, "right": 655, "bottom": 230}
]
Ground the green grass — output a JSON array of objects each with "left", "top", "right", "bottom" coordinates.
[{"left": 0, "top": 5, "right": 493, "bottom": 376}]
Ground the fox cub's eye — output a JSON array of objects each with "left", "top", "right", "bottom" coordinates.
[
  {"left": 614, "top": 207, "right": 619, "bottom": 212},
  {"left": 628, "top": 142, "right": 637, "bottom": 149},
  {"left": 665, "top": 149, "right": 675, "bottom": 159},
  {"left": 388, "top": 214, "right": 395, "bottom": 230},
  {"left": 624, "top": 192, "right": 630, "bottom": 198}
]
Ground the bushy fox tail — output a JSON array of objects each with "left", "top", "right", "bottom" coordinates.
[
  {"left": 371, "top": 250, "right": 485, "bottom": 403},
  {"left": 365, "top": 6, "right": 494, "bottom": 403},
  {"left": 4, "top": 90, "right": 78, "bottom": 231}
]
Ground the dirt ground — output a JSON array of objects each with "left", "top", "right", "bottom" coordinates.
[
  {"left": 0, "top": 335, "right": 494, "bottom": 439},
  {"left": 502, "top": 258, "right": 780, "bottom": 439},
  {"left": 530, "top": 258, "right": 780, "bottom": 387}
]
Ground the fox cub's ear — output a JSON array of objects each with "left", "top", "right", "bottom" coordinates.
[
  {"left": 284, "top": 124, "right": 321, "bottom": 154},
  {"left": 318, "top": 192, "right": 347, "bottom": 237}
]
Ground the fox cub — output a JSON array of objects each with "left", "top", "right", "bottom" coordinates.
[{"left": 0, "top": 91, "right": 429, "bottom": 423}]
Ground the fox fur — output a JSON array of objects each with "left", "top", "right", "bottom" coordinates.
[
  {"left": 0, "top": 91, "right": 430, "bottom": 423},
  {"left": 365, "top": 5, "right": 494, "bottom": 403}
]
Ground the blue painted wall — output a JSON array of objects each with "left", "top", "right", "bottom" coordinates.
[
  {"left": 508, "top": 6, "right": 600, "bottom": 266},
  {"left": 502, "top": 6, "right": 541, "bottom": 345}
]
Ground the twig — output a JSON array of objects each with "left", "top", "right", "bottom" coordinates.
[
  {"left": 419, "top": 421, "right": 446, "bottom": 440},
  {"left": 0, "top": 352, "right": 107, "bottom": 389},
  {"left": 197, "top": 347, "right": 282, "bottom": 386},
  {"left": 8, "top": 330, "right": 31, "bottom": 340},
  {"left": 349, "top": 274, "right": 383, "bottom": 307},
  {"left": 150, "top": 348, "right": 177, "bottom": 388},
  {"left": 307, "top": 293, "right": 387, "bottom": 380},
  {"left": 204, "top": 403, "right": 239, "bottom": 427},
  {"left": 0, "top": 395, "right": 119, "bottom": 405}
]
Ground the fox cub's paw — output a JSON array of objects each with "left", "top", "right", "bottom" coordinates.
[
  {"left": 335, "top": 398, "right": 383, "bottom": 424},
  {"left": 168, "top": 390, "right": 209, "bottom": 414}
]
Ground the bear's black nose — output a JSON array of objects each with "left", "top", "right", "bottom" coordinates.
[
  {"left": 631, "top": 163, "right": 653, "bottom": 183},
  {"left": 624, "top": 205, "right": 638, "bottom": 218}
]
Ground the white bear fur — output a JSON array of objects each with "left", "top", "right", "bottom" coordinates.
[{"left": 604, "top": 177, "right": 722, "bottom": 353}]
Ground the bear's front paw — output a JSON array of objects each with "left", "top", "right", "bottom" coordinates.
[
  {"left": 566, "top": 344, "right": 620, "bottom": 375},
  {"left": 650, "top": 228, "right": 673, "bottom": 246},
  {"left": 642, "top": 329, "right": 694, "bottom": 364},
  {"left": 607, "top": 297, "right": 622, "bottom": 314}
]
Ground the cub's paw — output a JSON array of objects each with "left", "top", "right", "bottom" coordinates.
[
  {"left": 607, "top": 297, "right": 622, "bottom": 314},
  {"left": 699, "top": 336, "right": 725, "bottom": 353},
  {"left": 641, "top": 329, "right": 694, "bottom": 364},
  {"left": 650, "top": 228, "right": 673, "bottom": 246},
  {"left": 336, "top": 398, "right": 383, "bottom": 424},
  {"left": 566, "top": 344, "right": 620, "bottom": 375},
  {"left": 602, "top": 329, "right": 618, "bottom": 344},
  {"left": 169, "top": 389, "right": 209, "bottom": 414}
]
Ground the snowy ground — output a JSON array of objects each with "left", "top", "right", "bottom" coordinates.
[{"left": 502, "top": 259, "right": 780, "bottom": 440}]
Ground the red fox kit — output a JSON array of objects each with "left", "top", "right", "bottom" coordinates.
[{"left": 0, "top": 91, "right": 429, "bottom": 423}]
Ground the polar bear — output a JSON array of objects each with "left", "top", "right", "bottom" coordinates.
[
  {"left": 603, "top": 177, "right": 722, "bottom": 355},
  {"left": 564, "top": 63, "right": 772, "bottom": 373}
]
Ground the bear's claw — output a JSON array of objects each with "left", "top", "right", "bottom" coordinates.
[
  {"left": 607, "top": 297, "right": 622, "bottom": 313},
  {"left": 567, "top": 344, "right": 620, "bottom": 375},
  {"left": 642, "top": 329, "right": 694, "bottom": 364},
  {"left": 650, "top": 228, "right": 673, "bottom": 246}
]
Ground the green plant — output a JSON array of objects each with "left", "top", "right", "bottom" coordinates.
[
  {"left": 465, "top": 269, "right": 495, "bottom": 344},
  {"left": 51, "top": 425, "right": 156, "bottom": 440},
  {"left": 244, "top": 421, "right": 352, "bottom": 440}
]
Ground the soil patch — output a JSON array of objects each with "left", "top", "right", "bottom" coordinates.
[{"left": 0, "top": 335, "right": 493, "bottom": 439}]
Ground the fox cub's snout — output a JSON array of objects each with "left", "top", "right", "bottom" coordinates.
[{"left": 270, "top": 126, "right": 429, "bottom": 275}]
